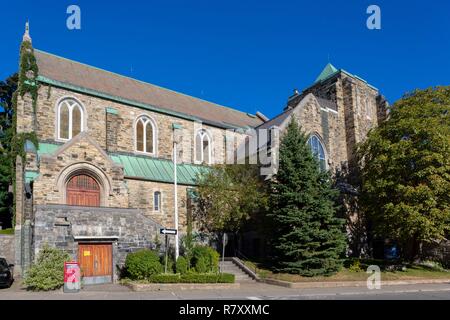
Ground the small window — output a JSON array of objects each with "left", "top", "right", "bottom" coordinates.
[
  {"left": 57, "top": 98, "right": 84, "bottom": 140},
  {"left": 135, "top": 116, "right": 156, "bottom": 154},
  {"left": 154, "top": 191, "right": 161, "bottom": 212},
  {"left": 195, "top": 129, "right": 211, "bottom": 164},
  {"left": 308, "top": 135, "right": 326, "bottom": 171},
  {"left": 366, "top": 97, "right": 372, "bottom": 118}
]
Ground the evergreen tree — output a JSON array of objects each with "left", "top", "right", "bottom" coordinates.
[
  {"left": 0, "top": 74, "right": 18, "bottom": 229},
  {"left": 268, "top": 118, "right": 346, "bottom": 276}
]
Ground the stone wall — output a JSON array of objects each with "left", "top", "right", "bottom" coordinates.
[
  {"left": 33, "top": 204, "right": 166, "bottom": 282},
  {"left": 34, "top": 85, "right": 247, "bottom": 165},
  {"left": 126, "top": 179, "right": 189, "bottom": 230},
  {"left": 0, "top": 235, "right": 15, "bottom": 264}
]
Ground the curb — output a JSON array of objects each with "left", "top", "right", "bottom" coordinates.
[
  {"left": 257, "top": 278, "right": 450, "bottom": 289},
  {"left": 128, "top": 282, "right": 241, "bottom": 292}
]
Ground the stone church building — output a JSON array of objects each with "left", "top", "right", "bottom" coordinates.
[{"left": 11, "top": 25, "right": 388, "bottom": 283}]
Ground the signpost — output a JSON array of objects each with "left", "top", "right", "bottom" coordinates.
[
  {"left": 221, "top": 233, "right": 228, "bottom": 273},
  {"left": 160, "top": 228, "right": 178, "bottom": 273}
]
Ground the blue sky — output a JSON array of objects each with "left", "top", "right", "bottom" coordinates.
[{"left": 2, "top": 0, "right": 449, "bottom": 118}]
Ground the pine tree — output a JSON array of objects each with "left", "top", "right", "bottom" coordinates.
[{"left": 269, "top": 118, "right": 346, "bottom": 276}]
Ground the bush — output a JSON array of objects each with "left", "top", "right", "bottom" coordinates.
[
  {"left": 145, "top": 273, "right": 235, "bottom": 283},
  {"left": 160, "top": 255, "right": 175, "bottom": 273},
  {"left": 24, "top": 245, "right": 71, "bottom": 291},
  {"left": 125, "top": 249, "right": 163, "bottom": 280},
  {"left": 195, "top": 256, "right": 208, "bottom": 273},
  {"left": 176, "top": 256, "right": 188, "bottom": 274},
  {"left": 348, "top": 260, "right": 362, "bottom": 272},
  {"left": 192, "top": 245, "right": 220, "bottom": 273}
]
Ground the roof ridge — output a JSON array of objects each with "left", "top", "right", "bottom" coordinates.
[{"left": 34, "top": 49, "right": 259, "bottom": 120}]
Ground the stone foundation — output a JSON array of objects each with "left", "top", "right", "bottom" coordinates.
[{"left": 33, "top": 204, "right": 166, "bottom": 282}]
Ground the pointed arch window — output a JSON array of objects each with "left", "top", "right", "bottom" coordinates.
[
  {"left": 57, "top": 99, "right": 84, "bottom": 140},
  {"left": 195, "top": 129, "right": 212, "bottom": 164},
  {"left": 135, "top": 116, "right": 156, "bottom": 154},
  {"left": 308, "top": 135, "right": 327, "bottom": 171}
]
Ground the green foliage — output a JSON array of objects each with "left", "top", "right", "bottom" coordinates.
[
  {"left": 124, "top": 249, "right": 163, "bottom": 280},
  {"left": 348, "top": 260, "right": 363, "bottom": 272},
  {"left": 160, "top": 254, "right": 175, "bottom": 274},
  {"left": 357, "top": 86, "right": 450, "bottom": 260},
  {"left": 24, "top": 245, "right": 71, "bottom": 291},
  {"left": 194, "top": 163, "right": 268, "bottom": 235},
  {"left": 195, "top": 256, "right": 208, "bottom": 273},
  {"left": 181, "top": 209, "right": 195, "bottom": 269},
  {"left": 176, "top": 256, "right": 188, "bottom": 274},
  {"left": 144, "top": 273, "right": 235, "bottom": 283},
  {"left": 0, "top": 74, "right": 18, "bottom": 228},
  {"left": 18, "top": 40, "right": 39, "bottom": 111},
  {"left": 268, "top": 118, "right": 346, "bottom": 276},
  {"left": 0, "top": 228, "right": 14, "bottom": 235},
  {"left": 192, "top": 245, "right": 220, "bottom": 273}
]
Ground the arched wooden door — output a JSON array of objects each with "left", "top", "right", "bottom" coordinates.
[{"left": 67, "top": 174, "right": 100, "bottom": 207}]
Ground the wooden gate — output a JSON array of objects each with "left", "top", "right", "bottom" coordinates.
[
  {"left": 78, "top": 243, "right": 112, "bottom": 283},
  {"left": 67, "top": 174, "right": 100, "bottom": 207}
]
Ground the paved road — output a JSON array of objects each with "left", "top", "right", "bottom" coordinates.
[{"left": 1, "top": 280, "right": 450, "bottom": 300}]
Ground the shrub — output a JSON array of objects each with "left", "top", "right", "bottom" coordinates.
[
  {"left": 145, "top": 273, "right": 235, "bottom": 283},
  {"left": 176, "top": 256, "right": 188, "bottom": 274},
  {"left": 24, "top": 245, "right": 71, "bottom": 291},
  {"left": 125, "top": 249, "right": 163, "bottom": 280},
  {"left": 160, "top": 255, "right": 175, "bottom": 273},
  {"left": 348, "top": 260, "right": 362, "bottom": 272},
  {"left": 192, "top": 245, "right": 220, "bottom": 272},
  {"left": 180, "top": 273, "right": 235, "bottom": 283},
  {"left": 195, "top": 256, "right": 208, "bottom": 273},
  {"left": 148, "top": 273, "right": 181, "bottom": 283}
]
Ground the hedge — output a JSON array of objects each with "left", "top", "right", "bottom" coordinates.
[{"left": 144, "top": 273, "right": 235, "bottom": 283}]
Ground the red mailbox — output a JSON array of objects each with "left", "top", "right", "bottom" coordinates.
[{"left": 64, "top": 261, "right": 81, "bottom": 293}]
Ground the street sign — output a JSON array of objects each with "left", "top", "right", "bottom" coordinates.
[{"left": 160, "top": 228, "right": 177, "bottom": 235}]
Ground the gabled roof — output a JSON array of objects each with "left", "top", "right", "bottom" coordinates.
[
  {"left": 34, "top": 50, "right": 263, "bottom": 129},
  {"left": 314, "top": 63, "right": 339, "bottom": 83},
  {"left": 258, "top": 95, "right": 337, "bottom": 130}
]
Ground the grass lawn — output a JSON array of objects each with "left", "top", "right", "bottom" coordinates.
[
  {"left": 243, "top": 260, "right": 450, "bottom": 282},
  {"left": 0, "top": 228, "right": 14, "bottom": 235}
]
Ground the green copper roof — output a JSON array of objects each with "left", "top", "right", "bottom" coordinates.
[
  {"left": 110, "top": 154, "right": 208, "bottom": 185},
  {"left": 315, "top": 63, "right": 339, "bottom": 83},
  {"left": 37, "top": 142, "right": 208, "bottom": 186},
  {"left": 25, "top": 171, "right": 39, "bottom": 183},
  {"left": 38, "top": 142, "right": 60, "bottom": 156}
]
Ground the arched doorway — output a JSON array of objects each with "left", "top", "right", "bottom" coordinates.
[{"left": 66, "top": 174, "right": 100, "bottom": 207}]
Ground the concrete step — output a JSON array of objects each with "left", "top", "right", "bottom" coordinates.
[{"left": 219, "top": 260, "right": 255, "bottom": 283}]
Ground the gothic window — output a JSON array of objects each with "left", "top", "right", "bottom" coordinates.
[
  {"left": 308, "top": 135, "right": 326, "bottom": 171},
  {"left": 154, "top": 191, "right": 161, "bottom": 212},
  {"left": 195, "top": 129, "right": 211, "bottom": 164},
  {"left": 135, "top": 116, "right": 156, "bottom": 154},
  {"left": 57, "top": 99, "right": 84, "bottom": 140}
]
